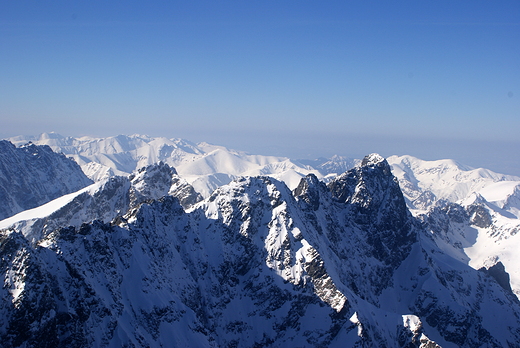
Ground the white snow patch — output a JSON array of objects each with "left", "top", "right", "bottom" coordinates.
[
  {"left": 349, "top": 312, "right": 363, "bottom": 337},
  {"left": 402, "top": 314, "right": 421, "bottom": 332}
]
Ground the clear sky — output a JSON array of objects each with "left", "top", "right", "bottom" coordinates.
[{"left": 1, "top": 1, "right": 519, "bottom": 175}]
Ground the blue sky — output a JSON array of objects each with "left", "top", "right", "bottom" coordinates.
[{"left": 1, "top": 1, "right": 519, "bottom": 175}]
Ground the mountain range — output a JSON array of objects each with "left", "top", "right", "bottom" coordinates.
[
  {"left": 8, "top": 133, "right": 336, "bottom": 197},
  {"left": 1, "top": 133, "right": 520, "bottom": 347}
]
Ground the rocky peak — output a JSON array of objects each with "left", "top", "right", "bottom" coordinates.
[
  {"left": 129, "top": 162, "right": 176, "bottom": 206},
  {"left": 328, "top": 154, "right": 409, "bottom": 226},
  {"left": 327, "top": 154, "right": 416, "bottom": 269},
  {"left": 361, "top": 153, "right": 386, "bottom": 167},
  {"left": 4, "top": 141, "right": 520, "bottom": 347},
  {"left": 328, "top": 153, "right": 396, "bottom": 207},
  {"left": 129, "top": 162, "right": 202, "bottom": 209},
  {"left": 0, "top": 162, "right": 202, "bottom": 243},
  {"left": 3, "top": 161, "right": 520, "bottom": 346},
  {"left": 293, "top": 174, "right": 328, "bottom": 211}
]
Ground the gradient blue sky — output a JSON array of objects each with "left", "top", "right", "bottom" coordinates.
[{"left": 1, "top": 1, "right": 519, "bottom": 174}]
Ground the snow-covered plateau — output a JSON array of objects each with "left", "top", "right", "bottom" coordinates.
[{"left": 1, "top": 133, "right": 520, "bottom": 347}]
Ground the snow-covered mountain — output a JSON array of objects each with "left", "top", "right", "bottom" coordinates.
[
  {"left": 387, "top": 155, "right": 520, "bottom": 215},
  {"left": 8, "top": 133, "right": 327, "bottom": 197},
  {"left": 387, "top": 155, "right": 520, "bottom": 299},
  {"left": 3, "top": 134, "right": 520, "bottom": 346},
  {"left": 2, "top": 153, "right": 520, "bottom": 347},
  {"left": 0, "top": 140, "right": 93, "bottom": 220}
]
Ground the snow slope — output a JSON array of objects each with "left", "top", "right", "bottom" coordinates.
[{"left": 0, "top": 182, "right": 102, "bottom": 230}]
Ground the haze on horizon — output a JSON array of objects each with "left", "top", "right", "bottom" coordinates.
[{"left": 1, "top": 1, "right": 519, "bottom": 175}]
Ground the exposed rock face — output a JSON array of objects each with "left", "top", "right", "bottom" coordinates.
[
  {"left": 1, "top": 154, "right": 520, "bottom": 347},
  {"left": 0, "top": 141, "right": 93, "bottom": 220},
  {"left": 466, "top": 203, "right": 493, "bottom": 228},
  {"left": 293, "top": 173, "right": 325, "bottom": 211},
  {"left": 480, "top": 261, "right": 515, "bottom": 294}
]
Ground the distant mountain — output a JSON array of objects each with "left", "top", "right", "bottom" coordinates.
[
  {"left": 8, "top": 135, "right": 518, "bottom": 213},
  {"left": 387, "top": 155, "right": 520, "bottom": 214},
  {"left": 387, "top": 155, "right": 520, "bottom": 299},
  {"left": 0, "top": 140, "right": 93, "bottom": 220},
  {"left": 8, "top": 133, "right": 325, "bottom": 197},
  {"left": 295, "top": 155, "right": 361, "bottom": 182}
]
